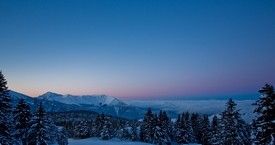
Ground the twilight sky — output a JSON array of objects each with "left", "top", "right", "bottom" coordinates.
[{"left": 0, "top": 0, "right": 274, "bottom": 99}]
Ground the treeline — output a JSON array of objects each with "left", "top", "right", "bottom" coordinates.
[
  {"left": 54, "top": 112, "right": 133, "bottom": 140},
  {"left": 49, "top": 110, "right": 99, "bottom": 122},
  {"left": 132, "top": 99, "right": 250, "bottom": 145}
]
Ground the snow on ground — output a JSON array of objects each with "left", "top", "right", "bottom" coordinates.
[
  {"left": 68, "top": 137, "right": 152, "bottom": 145},
  {"left": 68, "top": 137, "right": 201, "bottom": 145}
]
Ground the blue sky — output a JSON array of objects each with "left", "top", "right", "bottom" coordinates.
[{"left": 0, "top": 0, "right": 274, "bottom": 99}]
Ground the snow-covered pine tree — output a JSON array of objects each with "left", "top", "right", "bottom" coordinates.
[
  {"left": 107, "top": 115, "right": 116, "bottom": 138},
  {"left": 180, "top": 112, "right": 189, "bottom": 144},
  {"left": 237, "top": 116, "right": 251, "bottom": 145},
  {"left": 130, "top": 121, "right": 138, "bottom": 141},
  {"left": 140, "top": 108, "right": 154, "bottom": 143},
  {"left": 220, "top": 99, "right": 238, "bottom": 145},
  {"left": 201, "top": 114, "right": 211, "bottom": 145},
  {"left": 159, "top": 111, "right": 171, "bottom": 144},
  {"left": 13, "top": 98, "right": 32, "bottom": 145},
  {"left": 100, "top": 116, "right": 112, "bottom": 140},
  {"left": 191, "top": 113, "right": 202, "bottom": 143},
  {"left": 0, "top": 71, "right": 16, "bottom": 144},
  {"left": 121, "top": 124, "right": 130, "bottom": 140},
  {"left": 88, "top": 120, "right": 93, "bottom": 137},
  {"left": 62, "top": 121, "right": 74, "bottom": 138},
  {"left": 252, "top": 84, "right": 275, "bottom": 145},
  {"left": 73, "top": 120, "right": 90, "bottom": 139},
  {"left": 184, "top": 112, "right": 196, "bottom": 143},
  {"left": 28, "top": 103, "right": 58, "bottom": 144},
  {"left": 210, "top": 115, "right": 221, "bottom": 145},
  {"left": 151, "top": 114, "right": 165, "bottom": 145},
  {"left": 167, "top": 115, "right": 174, "bottom": 142},
  {"left": 56, "top": 128, "right": 69, "bottom": 145},
  {"left": 124, "top": 128, "right": 130, "bottom": 140},
  {"left": 159, "top": 111, "right": 166, "bottom": 129},
  {"left": 174, "top": 113, "right": 189, "bottom": 144},
  {"left": 174, "top": 114, "right": 182, "bottom": 143},
  {"left": 115, "top": 120, "right": 126, "bottom": 139},
  {"left": 220, "top": 99, "right": 251, "bottom": 145},
  {"left": 92, "top": 114, "right": 104, "bottom": 137}
]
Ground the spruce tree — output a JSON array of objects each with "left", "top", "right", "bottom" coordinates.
[
  {"left": 63, "top": 121, "right": 74, "bottom": 138},
  {"left": 210, "top": 115, "right": 221, "bottom": 145},
  {"left": 116, "top": 120, "right": 126, "bottom": 139},
  {"left": 252, "top": 84, "right": 275, "bottom": 145},
  {"left": 28, "top": 103, "right": 58, "bottom": 144},
  {"left": 174, "top": 114, "right": 182, "bottom": 143},
  {"left": 237, "top": 117, "right": 251, "bottom": 145},
  {"left": 0, "top": 71, "right": 16, "bottom": 144},
  {"left": 184, "top": 112, "right": 196, "bottom": 143},
  {"left": 56, "top": 128, "right": 69, "bottom": 145},
  {"left": 220, "top": 99, "right": 251, "bottom": 145},
  {"left": 100, "top": 116, "right": 112, "bottom": 140},
  {"left": 130, "top": 121, "right": 138, "bottom": 141},
  {"left": 174, "top": 113, "right": 189, "bottom": 144},
  {"left": 191, "top": 113, "right": 203, "bottom": 143},
  {"left": 180, "top": 112, "right": 189, "bottom": 144},
  {"left": 140, "top": 108, "right": 154, "bottom": 143},
  {"left": 201, "top": 115, "right": 211, "bottom": 145},
  {"left": 121, "top": 127, "right": 130, "bottom": 140},
  {"left": 13, "top": 98, "right": 32, "bottom": 145},
  {"left": 159, "top": 111, "right": 171, "bottom": 144},
  {"left": 151, "top": 114, "right": 163, "bottom": 144},
  {"left": 74, "top": 120, "right": 90, "bottom": 138},
  {"left": 92, "top": 114, "right": 104, "bottom": 137}
]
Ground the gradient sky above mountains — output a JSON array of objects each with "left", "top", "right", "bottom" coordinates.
[{"left": 0, "top": 0, "right": 274, "bottom": 99}]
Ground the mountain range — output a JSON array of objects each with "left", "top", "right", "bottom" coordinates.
[
  {"left": 9, "top": 90, "right": 148, "bottom": 119},
  {"left": 8, "top": 90, "right": 256, "bottom": 122}
]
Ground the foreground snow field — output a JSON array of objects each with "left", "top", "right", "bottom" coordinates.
[
  {"left": 68, "top": 138, "right": 152, "bottom": 145},
  {"left": 68, "top": 137, "right": 201, "bottom": 145}
]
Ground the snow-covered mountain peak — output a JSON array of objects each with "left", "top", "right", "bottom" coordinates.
[
  {"left": 42, "top": 91, "right": 62, "bottom": 96},
  {"left": 39, "top": 92, "right": 63, "bottom": 100},
  {"left": 38, "top": 92, "right": 127, "bottom": 106}
]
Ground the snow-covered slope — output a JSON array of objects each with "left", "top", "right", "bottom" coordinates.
[
  {"left": 69, "top": 137, "right": 153, "bottom": 145},
  {"left": 68, "top": 137, "right": 200, "bottom": 145},
  {"left": 9, "top": 90, "right": 36, "bottom": 107},
  {"left": 9, "top": 90, "right": 34, "bottom": 101},
  {"left": 36, "top": 92, "right": 143, "bottom": 119},
  {"left": 38, "top": 92, "right": 127, "bottom": 106}
]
